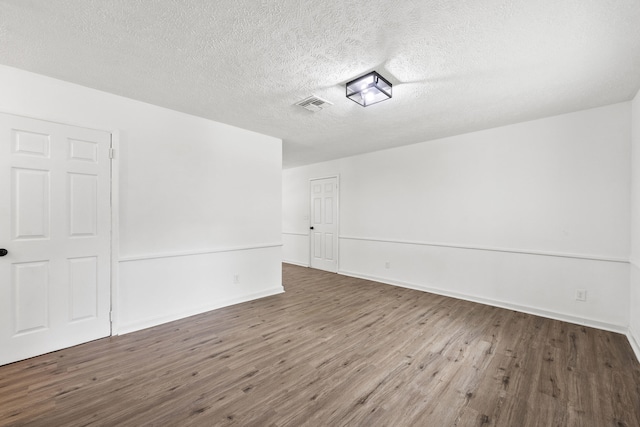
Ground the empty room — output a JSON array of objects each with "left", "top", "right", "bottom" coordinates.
[{"left": 1, "top": 1, "right": 640, "bottom": 426}]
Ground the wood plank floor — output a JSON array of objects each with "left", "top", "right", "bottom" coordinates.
[{"left": 1, "top": 264, "right": 639, "bottom": 426}]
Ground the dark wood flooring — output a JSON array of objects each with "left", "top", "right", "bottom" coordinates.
[{"left": 1, "top": 264, "right": 639, "bottom": 426}]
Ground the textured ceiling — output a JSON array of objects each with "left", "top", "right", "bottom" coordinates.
[{"left": 1, "top": 0, "right": 640, "bottom": 168}]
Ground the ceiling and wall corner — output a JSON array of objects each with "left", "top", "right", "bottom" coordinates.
[{"left": 0, "top": 0, "right": 639, "bottom": 168}]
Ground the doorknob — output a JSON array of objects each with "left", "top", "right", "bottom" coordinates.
[
  {"left": 310, "top": 227, "right": 314, "bottom": 230},
  {"left": 0, "top": 249, "right": 7, "bottom": 257}
]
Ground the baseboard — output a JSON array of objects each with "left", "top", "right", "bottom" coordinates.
[
  {"left": 339, "top": 269, "right": 627, "bottom": 335},
  {"left": 283, "top": 260, "right": 309, "bottom": 267},
  {"left": 628, "top": 327, "right": 640, "bottom": 363},
  {"left": 117, "top": 286, "right": 285, "bottom": 335}
]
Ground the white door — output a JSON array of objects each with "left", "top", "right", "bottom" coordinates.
[
  {"left": 0, "top": 113, "right": 112, "bottom": 366},
  {"left": 310, "top": 177, "right": 338, "bottom": 272}
]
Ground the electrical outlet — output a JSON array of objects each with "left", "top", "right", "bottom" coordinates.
[
  {"left": 385, "top": 262, "right": 391, "bottom": 269},
  {"left": 575, "top": 289, "right": 587, "bottom": 302},
  {"left": 233, "top": 274, "right": 240, "bottom": 284}
]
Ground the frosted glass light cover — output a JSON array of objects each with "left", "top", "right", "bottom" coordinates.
[{"left": 346, "top": 71, "right": 392, "bottom": 107}]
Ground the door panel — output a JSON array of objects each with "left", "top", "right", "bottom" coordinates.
[
  {"left": 13, "top": 129, "right": 50, "bottom": 157},
  {"left": 69, "top": 138, "right": 98, "bottom": 162},
  {"left": 310, "top": 177, "right": 338, "bottom": 272},
  {"left": 69, "top": 172, "right": 98, "bottom": 237},
  {"left": 13, "top": 168, "right": 50, "bottom": 239},
  {"left": 324, "top": 234, "right": 334, "bottom": 260},
  {"left": 0, "top": 113, "right": 111, "bottom": 366},
  {"left": 14, "top": 261, "right": 49, "bottom": 334},
  {"left": 325, "top": 197, "right": 333, "bottom": 224},
  {"left": 69, "top": 256, "right": 98, "bottom": 321}
]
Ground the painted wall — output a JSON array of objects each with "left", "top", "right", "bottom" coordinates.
[
  {"left": 0, "top": 65, "right": 283, "bottom": 334},
  {"left": 283, "top": 103, "right": 631, "bottom": 331},
  {"left": 630, "top": 89, "right": 640, "bottom": 359}
]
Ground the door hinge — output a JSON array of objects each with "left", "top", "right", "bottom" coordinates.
[
  {"left": 109, "top": 148, "right": 115, "bottom": 159},
  {"left": 109, "top": 311, "right": 113, "bottom": 322}
]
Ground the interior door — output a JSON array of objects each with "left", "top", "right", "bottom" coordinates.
[
  {"left": 0, "top": 113, "right": 112, "bottom": 366},
  {"left": 310, "top": 177, "right": 338, "bottom": 272}
]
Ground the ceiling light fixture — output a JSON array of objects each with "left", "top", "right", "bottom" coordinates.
[{"left": 345, "top": 71, "right": 392, "bottom": 107}]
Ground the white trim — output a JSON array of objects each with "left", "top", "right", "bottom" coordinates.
[
  {"left": 119, "top": 243, "right": 283, "bottom": 262},
  {"left": 338, "top": 269, "right": 628, "bottom": 335},
  {"left": 118, "top": 286, "right": 284, "bottom": 334},
  {"left": 628, "top": 326, "right": 640, "bottom": 364},
  {"left": 282, "top": 232, "right": 308, "bottom": 236},
  {"left": 109, "top": 130, "right": 121, "bottom": 335},
  {"left": 339, "top": 235, "right": 628, "bottom": 263},
  {"left": 0, "top": 109, "right": 116, "bottom": 134},
  {"left": 630, "top": 261, "right": 640, "bottom": 363},
  {"left": 283, "top": 260, "right": 310, "bottom": 267}
]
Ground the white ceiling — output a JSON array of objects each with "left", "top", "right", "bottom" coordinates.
[{"left": 1, "top": 0, "right": 640, "bottom": 168}]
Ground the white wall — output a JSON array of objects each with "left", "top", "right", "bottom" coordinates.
[
  {"left": 284, "top": 103, "right": 631, "bottom": 331},
  {"left": 0, "top": 65, "right": 283, "bottom": 334},
  {"left": 630, "top": 90, "right": 640, "bottom": 359}
]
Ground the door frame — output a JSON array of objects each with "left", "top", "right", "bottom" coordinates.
[
  {"left": 109, "top": 130, "right": 120, "bottom": 335},
  {"left": 308, "top": 175, "right": 340, "bottom": 272},
  {"left": 1, "top": 110, "right": 120, "bottom": 337}
]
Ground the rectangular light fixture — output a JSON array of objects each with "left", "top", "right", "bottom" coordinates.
[{"left": 346, "top": 71, "right": 392, "bottom": 107}]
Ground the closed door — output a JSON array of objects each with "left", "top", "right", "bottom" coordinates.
[
  {"left": 310, "top": 177, "right": 338, "bottom": 272},
  {"left": 0, "top": 113, "right": 112, "bottom": 366}
]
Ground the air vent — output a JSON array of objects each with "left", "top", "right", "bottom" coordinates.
[{"left": 295, "top": 95, "right": 333, "bottom": 112}]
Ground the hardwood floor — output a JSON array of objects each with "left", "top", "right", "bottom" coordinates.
[{"left": 1, "top": 264, "right": 639, "bottom": 426}]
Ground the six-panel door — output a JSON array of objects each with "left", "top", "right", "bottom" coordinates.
[
  {"left": 0, "top": 113, "right": 111, "bottom": 366},
  {"left": 310, "top": 177, "right": 338, "bottom": 272}
]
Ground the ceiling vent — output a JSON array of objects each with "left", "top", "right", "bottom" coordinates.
[{"left": 295, "top": 95, "right": 333, "bottom": 112}]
